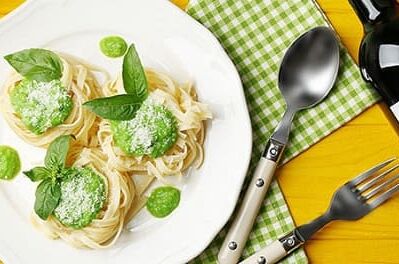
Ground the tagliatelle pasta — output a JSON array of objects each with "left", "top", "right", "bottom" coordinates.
[
  {"left": 98, "top": 69, "right": 212, "bottom": 195},
  {"left": 0, "top": 53, "right": 108, "bottom": 148},
  {"left": 32, "top": 147, "right": 137, "bottom": 249}
]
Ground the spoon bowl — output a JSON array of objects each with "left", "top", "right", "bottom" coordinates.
[
  {"left": 272, "top": 27, "right": 340, "bottom": 143},
  {"left": 279, "top": 27, "right": 340, "bottom": 111}
]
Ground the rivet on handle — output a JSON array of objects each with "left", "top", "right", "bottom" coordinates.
[
  {"left": 228, "top": 241, "right": 237, "bottom": 250},
  {"left": 287, "top": 238, "right": 295, "bottom": 246},
  {"left": 257, "top": 256, "right": 267, "bottom": 264},
  {"left": 270, "top": 148, "right": 278, "bottom": 156},
  {"left": 262, "top": 139, "right": 285, "bottom": 162},
  {"left": 256, "top": 178, "right": 265, "bottom": 187}
]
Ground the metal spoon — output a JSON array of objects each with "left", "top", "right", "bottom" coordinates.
[{"left": 218, "top": 27, "right": 340, "bottom": 264}]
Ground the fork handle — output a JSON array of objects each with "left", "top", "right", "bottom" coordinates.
[
  {"left": 240, "top": 213, "right": 333, "bottom": 264},
  {"left": 218, "top": 157, "right": 278, "bottom": 264},
  {"left": 239, "top": 231, "right": 304, "bottom": 264},
  {"left": 296, "top": 213, "right": 332, "bottom": 241}
]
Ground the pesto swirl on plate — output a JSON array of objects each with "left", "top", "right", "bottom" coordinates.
[
  {"left": 54, "top": 167, "right": 106, "bottom": 229},
  {"left": 10, "top": 79, "right": 73, "bottom": 135},
  {"left": 111, "top": 99, "right": 178, "bottom": 158}
]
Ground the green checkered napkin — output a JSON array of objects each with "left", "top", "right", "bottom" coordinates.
[{"left": 188, "top": 0, "right": 379, "bottom": 263}]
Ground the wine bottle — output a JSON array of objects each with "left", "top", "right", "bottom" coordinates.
[{"left": 349, "top": 0, "right": 399, "bottom": 120}]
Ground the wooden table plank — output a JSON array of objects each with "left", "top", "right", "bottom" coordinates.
[
  {"left": 0, "top": 0, "right": 24, "bottom": 17},
  {"left": 279, "top": 103, "right": 399, "bottom": 263}
]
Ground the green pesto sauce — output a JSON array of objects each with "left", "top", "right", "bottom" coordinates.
[
  {"left": 146, "top": 186, "right": 181, "bottom": 218},
  {"left": 10, "top": 79, "right": 73, "bottom": 135},
  {"left": 0, "top": 146, "right": 21, "bottom": 180},
  {"left": 111, "top": 101, "right": 178, "bottom": 158},
  {"left": 99, "top": 36, "right": 128, "bottom": 58},
  {"left": 53, "top": 167, "right": 106, "bottom": 229}
]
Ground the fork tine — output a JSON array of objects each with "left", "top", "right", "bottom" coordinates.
[
  {"left": 358, "top": 164, "right": 399, "bottom": 192},
  {"left": 349, "top": 157, "right": 396, "bottom": 186},
  {"left": 364, "top": 173, "right": 399, "bottom": 200},
  {"left": 369, "top": 183, "right": 399, "bottom": 209}
]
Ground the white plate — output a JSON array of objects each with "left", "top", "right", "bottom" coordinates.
[{"left": 0, "top": 0, "right": 252, "bottom": 263}]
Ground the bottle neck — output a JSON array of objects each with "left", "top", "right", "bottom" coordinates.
[{"left": 349, "top": 0, "right": 395, "bottom": 29}]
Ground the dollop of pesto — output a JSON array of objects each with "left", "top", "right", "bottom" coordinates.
[
  {"left": 99, "top": 36, "right": 128, "bottom": 58},
  {"left": 10, "top": 79, "right": 73, "bottom": 135},
  {"left": 111, "top": 101, "right": 178, "bottom": 158},
  {"left": 146, "top": 186, "right": 181, "bottom": 218},
  {"left": 0, "top": 146, "right": 21, "bottom": 180},
  {"left": 53, "top": 167, "right": 106, "bottom": 229}
]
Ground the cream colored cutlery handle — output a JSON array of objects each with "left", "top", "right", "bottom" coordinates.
[
  {"left": 218, "top": 157, "right": 278, "bottom": 264},
  {"left": 239, "top": 240, "right": 287, "bottom": 264}
]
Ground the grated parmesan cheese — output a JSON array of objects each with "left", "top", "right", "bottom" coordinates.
[
  {"left": 111, "top": 98, "right": 178, "bottom": 158},
  {"left": 10, "top": 79, "right": 73, "bottom": 134},
  {"left": 53, "top": 167, "right": 106, "bottom": 229}
]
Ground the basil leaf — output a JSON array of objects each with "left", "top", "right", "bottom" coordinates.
[
  {"left": 24, "top": 167, "right": 51, "bottom": 182},
  {"left": 4, "top": 48, "right": 63, "bottom": 82},
  {"left": 122, "top": 44, "right": 148, "bottom": 101},
  {"left": 45, "top": 135, "right": 73, "bottom": 170},
  {"left": 83, "top": 94, "right": 142, "bottom": 120},
  {"left": 58, "top": 167, "right": 78, "bottom": 180},
  {"left": 34, "top": 179, "right": 61, "bottom": 220}
]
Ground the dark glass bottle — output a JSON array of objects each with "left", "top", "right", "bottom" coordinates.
[{"left": 349, "top": 0, "right": 399, "bottom": 120}]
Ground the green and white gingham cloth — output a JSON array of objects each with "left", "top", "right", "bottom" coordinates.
[{"left": 187, "top": 0, "right": 379, "bottom": 263}]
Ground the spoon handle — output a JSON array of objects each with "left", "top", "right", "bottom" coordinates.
[{"left": 218, "top": 139, "right": 284, "bottom": 264}]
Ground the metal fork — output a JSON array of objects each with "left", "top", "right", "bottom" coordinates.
[{"left": 240, "top": 158, "right": 399, "bottom": 264}]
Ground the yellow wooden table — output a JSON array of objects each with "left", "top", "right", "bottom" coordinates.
[{"left": 1, "top": 0, "right": 399, "bottom": 263}]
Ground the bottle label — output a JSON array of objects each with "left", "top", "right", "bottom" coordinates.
[{"left": 390, "top": 101, "right": 399, "bottom": 122}]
